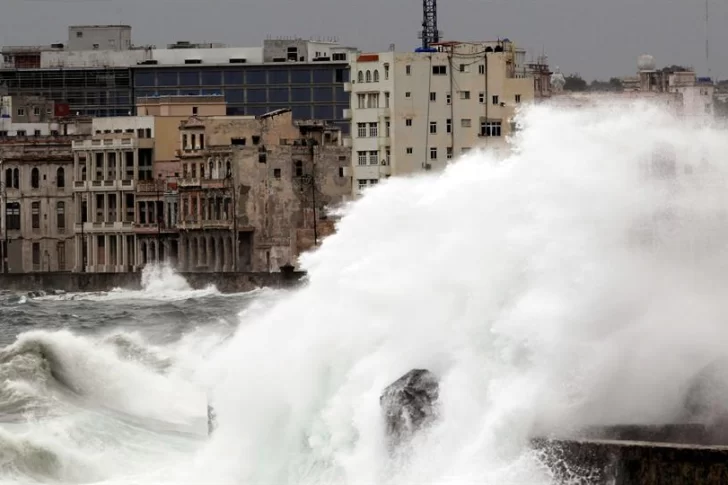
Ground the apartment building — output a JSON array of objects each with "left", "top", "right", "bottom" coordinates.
[
  {"left": 1, "top": 132, "right": 90, "bottom": 272},
  {"left": 176, "top": 108, "right": 350, "bottom": 272},
  {"left": 347, "top": 40, "right": 540, "bottom": 195}
]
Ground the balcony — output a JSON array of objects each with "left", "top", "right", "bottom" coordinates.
[
  {"left": 74, "top": 221, "right": 134, "bottom": 233},
  {"left": 72, "top": 137, "right": 154, "bottom": 150},
  {"left": 179, "top": 178, "right": 201, "bottom": 188},
  {"left": 178, "top": 218, "right": 233, "bottom": 231},
  {"left": 134, "top": 222, "right": 177, "bottom": 234},
  {"left": 73, "top": 179, "right": 137, "bottom": 192}
]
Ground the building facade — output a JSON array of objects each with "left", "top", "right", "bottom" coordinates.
[
  {"left": 1, "top": 132, "right": 90, "bottom": 272},
  {"left": 347, "top": 40, "right": 541, "bottom": 195}
]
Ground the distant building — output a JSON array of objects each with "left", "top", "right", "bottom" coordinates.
[
  {"left": 0, "top": 112, "right": 91, "bottom": 273},
  {"left": 347, "top": 40, "right": 545, "bottom": 195},
  {"left": 1, "top": 25, "right": 355, "bottom": 131}
]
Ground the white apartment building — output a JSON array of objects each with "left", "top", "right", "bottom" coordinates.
[{"left": 347, "top": 40, "right": 536, "bottom": 195}]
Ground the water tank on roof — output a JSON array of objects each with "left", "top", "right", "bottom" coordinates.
[{"left": 638, "top": 54, "right": 656, "bottom": 71}]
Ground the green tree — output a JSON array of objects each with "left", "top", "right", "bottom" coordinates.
[{"left": 564, "top": 74, "right": 588, "bottom": 92}]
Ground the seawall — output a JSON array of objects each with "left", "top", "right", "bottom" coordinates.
[{"left": 0, "top": 270, "right": 306, "bottom": 293}]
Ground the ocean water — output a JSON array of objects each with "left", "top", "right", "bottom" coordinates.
[{"left": 3, "top": 100, "right": 728, "bottom": 484}]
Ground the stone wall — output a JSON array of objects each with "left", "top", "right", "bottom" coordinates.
[
  {"left": 533, "top": 432, "right": 728, "bottom": 484},
  {"left": 0, "top": 270, "right": 305, "bottom": 293}
]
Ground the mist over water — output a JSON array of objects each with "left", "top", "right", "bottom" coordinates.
[{"left": 4, "top": 101, "right": 728, "bottom": 484}]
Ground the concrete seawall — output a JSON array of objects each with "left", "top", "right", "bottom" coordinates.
[
  {"left": 0, "top": 270, "right": 306, "bottom": 293},
  {"left": 533, "top": 424, "right": 728, "bottom": 484}
]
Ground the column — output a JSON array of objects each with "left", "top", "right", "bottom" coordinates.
[
  {"left": 104, "top": 235, "right": 110, "bottom": 270},
  {"left": 133, "top": 149, "right": 139, "bottom": 180},
  {"left": 103, "top": 151, "right": 108, "bottom": 181},
  {"left": 121, "top": 234, "right": 127, "bottom": 269},
  {"left": 117, "top": 192, "right": 122, "bottom": 223}
]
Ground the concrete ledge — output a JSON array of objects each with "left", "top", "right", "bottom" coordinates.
[
  {"left": 0, "top": 271, "right": 306, "bottom": 293},
  {"left": 533, "top": 424, "right": 728, "bottom": 484}
]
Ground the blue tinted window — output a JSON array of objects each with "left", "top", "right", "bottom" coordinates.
[
  {"left": 291, "top": 88, "right": 311, "bottom": 102},
  {"left": 158, "top": 89, "right": 178, "bottom": 96},
  {"left": 247, "top": 89, "right": 266, "bottom": 103},
  {"left": 135, "top": 90, "right": 156, "bottom": 98},
  {"left": 291, "top": 70, "right": 311, "bottom": 84},
  {"left": 247, "top": 106, "right": 268, "bottom": 116},
  {"left": 269, "top": 88, "right": 289, "bottom": 103},
  {"left": 202, "top": 70, "right": 222, "bottom": 85},
  {"left": 117, "top": 95, "right": 130, "bottom": 105},
  {"left": 226, "top": 106, "right": 245, "bottom": 115},
  {"left": 225, "top": 89, "right": 244, "bottom": 103},
  {"left": 335, "top": 68, "right": 350, "bottom": 83},
  {"left": 313, "top": 87, "right": 333, "bottom": 102},
  {"left": 157, "top": 72, "right": 178, "bottom": 87},
  {"left": 292, "top": 105, "right": 312, "bottom": 119},
  {"left": 201, "top": 89, "right": 223, "bottom": 96},
  {"left": 313, "top": 69, "right": 332, "bottom": 84},
  {"left": 335, "top": 87, "right": 347, "bottom": 102},
  {"left": 246, "top": 71, "right": 266, "bottom": 85},
  {"left": 179, "top": 71, "right": 199, "bottom": 86},
  {"left": 180, "top": 89, "right": 200, "bottom": 96},
  {"left": 135, "top": 72, "right": 155, "bottom": 87},
  {"left": 314, "top": 105, "right": 334, "bottom": 119},
  {"left": 224, "top": 70, "right": 244, "bottom": 85},
  {"left": 269, "top": 70, "right": 289, "bottom": 84}
]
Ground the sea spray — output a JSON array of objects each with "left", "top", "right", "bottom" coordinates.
[{"left": 191, "top": 100, "right": 728, "bottom": 485}]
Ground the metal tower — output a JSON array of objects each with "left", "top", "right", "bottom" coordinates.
[{"left": 419, "top": 0, "right": 441, "bottom": 49}]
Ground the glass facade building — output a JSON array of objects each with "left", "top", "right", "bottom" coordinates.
[{"left": 0, "top": 62, "right": 350, "bottom": 131}]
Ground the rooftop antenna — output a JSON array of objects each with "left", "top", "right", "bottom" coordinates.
[{"left": 419, "top": 0, "right": 441, "bottom": 49}]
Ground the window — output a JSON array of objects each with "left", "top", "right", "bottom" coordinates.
[
  {"left": 369, "top": 179, "right": 379, "bottom": 185},
  {"left": 34, "top": 130, "right": 41, "bottom": 136},
  {"left": 357, "top": 123, "right": 367, "bottom": 137},
  {"left": 515, "top": 94, "right": 522, "bottom": 103},
  {"left": 480, "top": 120, "right": 502, "bottom": 137},
  {"left": 183, "top": 134, "right": 188, "bottom": 149},
  {"left": 366, "top": 93, "right": 379, "bottom": 108},
  {"left": 432, "top": 65, "right": 447, "bottom": 75},
  {"left": 294, "top": 160, "right": 304, "bottom": 177},
  {"left": 200, "top": 134, "right": 205, "bottom": 149},
  {"left": 273, "top": 168, "right": 281, "bottom": 179},
  {"left": 357, "top": 71, "right": 364, "bottom": 83},
  {"left": 479, "top": 64, "right": 485, "bottom": 74},
  {"left": 429, "top": 121, "right": 437, "bottom": 134},
  {"left": 32, "top": 243, "right": 40, "bottom": 269},
  {"left": 406, "top": 65, "right": 411, "bottom": 75},
  {"left": 32, "top": 201, "right": 40, "bottom": 229},
  {"left": 405, "top": 118, "right": 412, "bottom": 126},
  {"left": 12, "top": 168, "right": 18, "bottom": 189},
  {"left": 430, "top": 92, "right": 436, "bottom": 102},
  {"left": 57, "top": 202, "right": 65, "bottom": 230},
  {"left": 357, "top": 93, "right": 366, "bottom": 108},
  {"left": 6, "top": 202, "right": 20, "bottom": 230},
  {"left": 17, "top": 108, "right": 25, "bottom": 117},
  {"left": 385, "top": 120, "right": 391, "bottom": 137},
  {"left": 384, "top": 63, "right": 390, "bottom": 80},
  {"left": 405, "top": 92, "right": 411, "bottom": 98},
  {"left": 479, "top": 92, "right": 485, "bottom": 103},
  {"left": 56, "top": 167, "right": 65, "bottom": 188},
  {"left": 447, "top": 147, "right": 453, "bottom": 159},
  {"left": 459, "top": 64, "right": 468, "bottom": 72},
  {"left": 446, "top": 119, "right": 452, "bottom": 133},
  {"left": 16, "top": 130, "right": 26, "bottom": 137},
  {"left": 358, "top": 179, "right": 367, "bottom": 191},
  {"left": 492, "top": 95, "right": 499, "bottom": 105},
  {"left": 368, "top": 122, "right": 378, "bottom": 137},
  {"left": 357, "top": 151, "right": 367, "bottom": 166},
  {"left": 366, "top": 70, "right": 372, "bottom": 83},
  {"left": 369, "top": 151, "right": 378, "bottom": 165},
  {"left": 57, "top": 242, "right": 66, "bottom": 271},
  {"left": 332, "top": 53, "right": 347, "bottom": 61},
  {"left": 460, "top": 91, "right": 470, "bottom": 100},
  {"left": 430, "top": 147, "right": 438, "bottom": 160},
  {"left": 446, "top": 93, "right": 451, "bottom": 105},
  {"left": 31, "top": 168, "right": 40, "bottom": 189},
  {"left": 406, "top": 147, "right": 413, "bottom": 154},
  {"left": 461, "top": 119, "right": 472, "bottom": 128},
  {"left": 76, "top": 31, "right": 83, "bottom": 37},
  {"left": 385, "top": 147, "right": 391, "bottom": 164},
  {"left": 385, "top": 92, "right": 390, "bottom": 107},
  {"left": 192, "top": 106, "right": 198, "bottom": 115},
  {"left": 373, "top": 70, "right": 379, "bottom": 82}
]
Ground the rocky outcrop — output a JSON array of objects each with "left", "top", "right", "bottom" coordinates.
[{"left": 380, "top": 369, "right": 439, "bottom": 448}]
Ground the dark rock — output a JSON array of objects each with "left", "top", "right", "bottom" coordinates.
[{"left": 380, "top": 369, "right": 439, "bottom": 447}]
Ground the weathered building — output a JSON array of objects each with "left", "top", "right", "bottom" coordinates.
[
  {"left": 176, "top": 109, "right": 350, "bottom": 272},
  {"left": 0, "top": 130, "right": 90, "bottom": 273}
]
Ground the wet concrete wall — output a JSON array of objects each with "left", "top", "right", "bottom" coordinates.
[{"left": 0, "top": 270, "right": 305, "bottom": 293}]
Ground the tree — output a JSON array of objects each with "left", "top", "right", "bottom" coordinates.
[{"left": 564, "top": 74, "right": 588, "bottom": 92}]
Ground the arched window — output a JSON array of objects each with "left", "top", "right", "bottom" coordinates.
[
  {"left": 294, "top": 160, "right": 303, "bottom": 177},
  {"left": 56, "top": 167, "right": 65, "bottom": 188},
  {"left": 365, "top": 70, "right": 372, "bottom": 83},
  {"left": 56, "top": 201, "right": 65, "bottom": 229},
  {"left": 357, "top": 71, "right": 364, "bottom": 83},
  {"left": 373, "top": 70, "right": 379, "bottom": 82},
  {"left": 13, "top": 169, "right": 19, "bottom": 189},
  {"left": 5, "top": 168, "right": 11, "bottom": 188},
  {"left": 226, "top": 160, "right": 232, "bottom": 178},
  {"left": 209, "top": 159, "right": 214, "bottom": 178},
  {"left": 31, "top": 168, "right": 39, "bottom": 189}
]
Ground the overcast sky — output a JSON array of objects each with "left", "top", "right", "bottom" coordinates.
[{"left": 0, "top": 0, "right": 724, "bottom": 81}]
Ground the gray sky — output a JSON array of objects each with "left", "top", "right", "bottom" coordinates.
[{"left": 0, "top": 0, "right": 724, "bottom": 81}]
